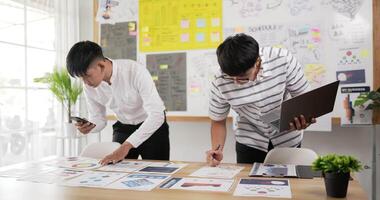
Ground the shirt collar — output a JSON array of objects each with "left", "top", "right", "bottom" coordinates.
[
  {"left": 107, "top": 57, "right": 117, "bottom": 85},
  {"left": 258, "top": 52, "right": 273, "bottom": 78}
]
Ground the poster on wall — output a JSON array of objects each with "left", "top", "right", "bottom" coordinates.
[
  {"left": 139, "top": 0, "right": 223, "bottom": 52},
  {"left": 96, "top": 0, "right": 138, "bottom": 24},
  {"left": 101, "top": 21, "right": 137, "bottom": 60},
  {"left": 146, "top": 53, "right": 187, "bottom": 111}
]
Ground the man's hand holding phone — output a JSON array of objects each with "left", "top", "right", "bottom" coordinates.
[{"left": 71, "top": 116, "right": 96, "bottom": 134}]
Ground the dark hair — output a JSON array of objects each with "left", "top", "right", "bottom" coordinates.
[
  {"left": 216, "top": 33, "right": 260, "bottom": 76},
  {"left": 66, "top": 41, "right": 104, "bottom": 77}
]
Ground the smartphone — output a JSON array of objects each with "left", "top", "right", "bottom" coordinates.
[{"left": 70, "top": 116, "right": 90, "bottom": 124}]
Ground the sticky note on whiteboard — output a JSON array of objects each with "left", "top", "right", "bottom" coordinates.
[{"left": 160, "top": 64, "right": 169, "bottom": 70}]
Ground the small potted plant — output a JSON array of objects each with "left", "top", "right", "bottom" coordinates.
[
  {"left": 34, "top": 68, "right": 82, "bottom": 137},
  {"left": 312, "top": 154, "right": 362, "bottom": 198}
]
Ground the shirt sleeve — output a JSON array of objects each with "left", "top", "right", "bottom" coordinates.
[
  {"left": 125, "top": 64, "right": 166, "bottom": 148},
  {"left": 285, "top": 51, "right": 311, "bottom": 97},
  {"left": 84, "top": 86, "right": 107, "bottom": 133},
  {"left": 208, "top": 80, "right": 230, "bottom": 121}
]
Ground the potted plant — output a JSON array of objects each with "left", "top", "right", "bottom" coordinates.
[
  {"left": 312, "top": 154, "right": 362, "bottom": 198},
  {"left": 34, "top": 68, "right": 83, "bottom": 137}
]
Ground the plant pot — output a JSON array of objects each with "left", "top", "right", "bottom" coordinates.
[
  {"left": 324, "top": 172, "right": 350, "bottom": 198},
  {"left": 63, "top": 122, "right": 77, "bottom": 137}
]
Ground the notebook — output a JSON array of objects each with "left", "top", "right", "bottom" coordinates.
[{"left": 249, "top": 163, "right": 322, "bottom": 179}]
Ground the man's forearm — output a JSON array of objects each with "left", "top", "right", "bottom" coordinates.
[{"left": 211, "top": 119, "right": 227, "bottom": 150}]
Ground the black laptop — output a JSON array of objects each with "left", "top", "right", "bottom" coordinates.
[{"left": 261, "top": 81, "right": 340, "bottom": 133}]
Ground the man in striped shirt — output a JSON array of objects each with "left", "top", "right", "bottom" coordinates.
[{"left": 206, "top": 33, "right": 316, "bottom": 165}]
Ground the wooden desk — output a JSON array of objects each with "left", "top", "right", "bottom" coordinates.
[{"left": 0, "top": 159, "right": 368, "bottom": 200}]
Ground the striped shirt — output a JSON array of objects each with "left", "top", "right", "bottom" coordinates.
[{"left": 209, "top": 47, "right": 310, "bottom": 152}]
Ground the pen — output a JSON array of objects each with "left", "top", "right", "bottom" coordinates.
[{"left": 212, "top": 144, "right": 221, "bottom": 160}]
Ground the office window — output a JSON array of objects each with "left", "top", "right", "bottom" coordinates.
[{"left": 0, "top": 0, "right": 57, "bottom": 166}]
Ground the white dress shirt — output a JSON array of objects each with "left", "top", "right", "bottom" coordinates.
[{"left": 84, "top": 58, "right": 166, "bottom": 148}]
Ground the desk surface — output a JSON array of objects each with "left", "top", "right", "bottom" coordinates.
[{"left": 0, "top": 159, "right": 368, "bottom": 200}]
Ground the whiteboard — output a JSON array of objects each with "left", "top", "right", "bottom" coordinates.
[{"left": 98, "top": 0, "right": 373, "bottom": 131}]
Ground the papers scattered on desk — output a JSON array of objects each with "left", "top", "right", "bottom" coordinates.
[
  {"left": 44, "top": 157, "right": 101, "bottom": 170},
  {"left": 18, "top": 168, "right": 85, "bottom": 184},
  {"left": 97, "top": 160, "right": 151, "bottom": 172},
  {"left": 233, "top": 178, "right": 292, "bottom": 198},
  {"left": 160, "top": 177, "right": 234, "bottom": 192},
  {"left": 138, "top": 162, "right": 187, "bottom": 174},
  {"left": 0, "top": 164, "right": 56, "bottom": 178},
  {"left": 249, "top": 163, "right": 297, "bottom": 177},
  {"left": 63, "top": 171, "right": 126, "bottom": 188},
  {"left": 106, "top": 173, "right": 170, "bottom": 191},
  {"left": 190, "top": 165, "right": 244, "bottom": 179}
]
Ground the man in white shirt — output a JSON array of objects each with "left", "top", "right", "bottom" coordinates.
[
  {"left": 66, "top": 41, "right": 169, "bottom": 165},
  {"left": 206, "top": 34, "right": 316, "bottom": 166}
]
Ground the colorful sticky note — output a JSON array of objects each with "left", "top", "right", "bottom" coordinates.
[
  {"left": 234, "top": 26, "right": 245, "bottom": 33},
  {"left": 307, "top": 43, "right": 315, "bottom": 49},
  {"left": 360, "top": 49, "right": 369, "bottom": 58},
  {"left": 211, "top": 18, "right": 220, "bottom": 27},
  {"left": 210, "top": 32, "right": 220, "bottom": 42},
  {"left": 196, "top": 18, "right": 206, "bottom": 28},
  {"left": 180, "top": 33, "right": 190, "bottom": 42},
  {"left": 196, "top": 32, "right": 205, "bottom": 42},
  {"left": 190, "top": 84, "right": 201, "bottom": 93},
  {"left": 152, "top": 76, "right": 158, "bottom": 81},
  {"left": 160, "top": 64, "right": 169, "bottom": 70},
  {"left": 128, "top": 22, "right": 136, "bottom": 32},
  {"left": 181, "top": 20, "right": 190, "bottom": 29},
  {"left": 142, "top": 26, "right": 149, "bottom": 32}
]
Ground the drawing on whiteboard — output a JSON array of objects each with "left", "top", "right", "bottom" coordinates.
[
  {"left": 304, "top": 64, "right": 327, "bottom": 88},
  {"left": 321, "top": 0, "right": 364, "bottom": 19},
  {"left": 230, "top": 0, "right": 283, "bottom": 18},
  {"left": 337, "top": 47, "right": 368, "bottom": 66},
  {"left": 288, "top": 0, "right": 314, "bottom": 16},
  {"left": 146, "top": 53, "right": 187, "bottom": 111},
  {"left": 96, "top": 0, "right": 138, "bottom": 24},
  {"left": 287, "top": 24, "right": 323, "bottom": 63},
  {"left": 188, "top": 51, "right": 219, "bottom": 115},
  {"left": 328, "top": 21, "right": 369, "bottom": 44},
  {"left": 266, "top": 0, "right": 283, "bottom": 9}
]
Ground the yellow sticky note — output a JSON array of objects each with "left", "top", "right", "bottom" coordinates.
[
  {"left": 160, "top": 64, "right": 169, "bottom": 70},
  {"left": 128, "top": 22, "right": 136, "bottom": 31},
  {"left": 360, "top": 49, "right": 369, "bottom": 58},
  {"left": 142, "top": 26, "right": 149, "bottom": 32},
  {"left": 152, "top": 76, "right": 158, "bottom": 81}
]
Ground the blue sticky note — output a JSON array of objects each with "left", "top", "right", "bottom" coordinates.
[
  {"left": 196, "top": 18, "right": 206, "bottom": 28},
  {"left": 196, "top": 33, "right": 205, "bottom": 42}
]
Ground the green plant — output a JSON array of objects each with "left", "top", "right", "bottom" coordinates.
[
  {"left": 34, "top": 68, "right": 83, "bottom": 123},
  {"left": 312, "top": 154, "right": 363, "bottom": 174},
  {"left": 354, "top": 87, "right": 380, "bottom": 110}
]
